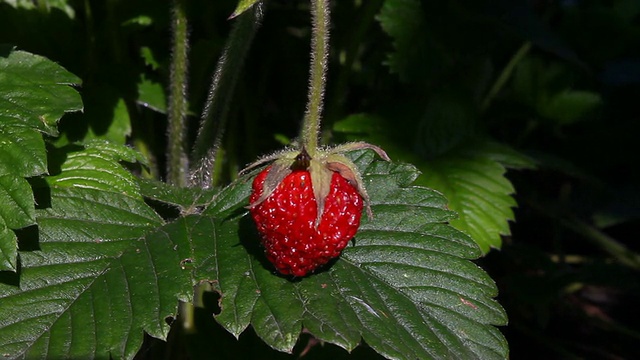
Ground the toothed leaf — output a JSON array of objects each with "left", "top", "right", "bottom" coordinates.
[
  {"left": 0, "top": 46, "right": 82, "bottom": 272},
  {"left": 193, "top": 149, "right": 508, "bottom": 359},
  {"left": 420, "top": 142, "right": 534, "bottom": 253},
  {"left": 0, "top": 142, "right": 175, "bottom": 359}
]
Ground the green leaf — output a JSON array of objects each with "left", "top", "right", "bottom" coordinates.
[
  {"left": 475, "top": 141, "right": 537, "bottom": 171},
  {"left": 513, "top": 56, "right": 602, "bottom": 126},
  {"left": 0, "top": 118, "right": 48, "bottom": 178},
  {"left": 0, "top": 189, "right": 177, "bottom": 359},
  {"left": 137, "top": 74, "right": 167, "bottom": 113},
  {"left": 230, "top": 0, "right": 261, "bottom": 19},
  {"left": 0, "top": 175, "right": 36, "bottom": 230},
  {"left": 419, "top": 142, "right": 524, "bottom": 253},
  {"left": 1, "top": 148, "right": 508, "bottom": 359},
  {"left": 0, "top": 143, "right": 176, "bottom": 359},
  {"left": 138, "top": 178, "right": 217, "bottom": 211},
  {"left": 84, "top": 97, "right": 131, "bottom": 145},
  {"left": 539, "top": 90, "right": 602, "bottom": 126},
  {"left": 1, "top": 0, "right": 75, "bottom": 18},
  {"left": 140, "top": 46, "right": 160, "bottom": 71},
  {"left": 53, "top": 85, "right": 132, "bottom": 146},
  {"left": 47, "top": 140, "right": 147, "bottom": 197},
  {"left": 0, "top": 45, "right": 82, "bottom": 136},
  {"left": 0, "top": 217, "right": 18, "bottom": 272},
  {"left": 0, "top": 47, "right": 82, "bottom": 271},
  {"left": 122, "top": 15, "right": 153, "bottom": 27},
  {"left": 196, "top": 150, "right": 508, "bottom": 359}
]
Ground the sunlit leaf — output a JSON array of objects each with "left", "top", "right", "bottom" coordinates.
[{"left": 419, "top": 143, "right": 522, "bottom": 253}]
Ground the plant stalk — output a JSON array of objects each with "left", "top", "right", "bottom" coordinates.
[
  {"left": 167, "top": 0, "right": 190, "bottom": 186},
  {"left": 525, "top": 195, "right": 640, "bottom": 270},
  {"left": 189, "top": 3, "right": 264, "bottom": 188},
  {"left": 480, "top": 41, "right": 531, "bottom": 112},
  {"left": 301, "top": 0, "right": 330, "bottom": 157},
  {"left": 561, "top": 216, "right": 640, "bottom": 270}
]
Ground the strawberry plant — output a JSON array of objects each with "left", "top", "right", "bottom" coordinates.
[{"left": 7, "top": 0, "right": 637, "bottom": 359}]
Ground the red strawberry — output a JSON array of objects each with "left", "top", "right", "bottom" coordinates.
[
  {"left": 244, "top": 145, "right": 389, "bottom": 277},
  {"left": 249, "top": 166, "right": 363, "bottom": 276}
]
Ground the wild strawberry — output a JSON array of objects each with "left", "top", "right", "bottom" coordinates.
[
  {"left": 249, "top": 165, "right": 363, "bottom": 276},
  {"left": 245, "top": 145, "right": 388, "bottom": 276}
]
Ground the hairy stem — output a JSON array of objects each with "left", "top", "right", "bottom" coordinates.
[
  {"left": 166, "top": 0, "right": 190, "bottom": 186},
  {"left": 189, "top": 3, "right": 264, "bottom": 188},
  {"left": 301, "top": 0, "right": 330, "bottom": 157}
]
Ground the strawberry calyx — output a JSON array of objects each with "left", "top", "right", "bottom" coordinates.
[{"left": 244, "top": 142, "right": 389, "bottom": 225}]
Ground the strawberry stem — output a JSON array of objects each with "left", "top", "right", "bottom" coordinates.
[
  {"left": 301, "top": 0, "right": 330, "bottom": 158},
  {"left": 167, "top": 0, "right": 190, "bottom": 187}
]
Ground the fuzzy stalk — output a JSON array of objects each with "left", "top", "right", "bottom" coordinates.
[
  {"left": 166, "top": 0, "right": 190, "bottom": 186},
  {"left": 189, "top": 2, "right": 264, "bottom": 188},
  {"left": 301, "top": 0, "right": 330, "bottom": 157}
]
